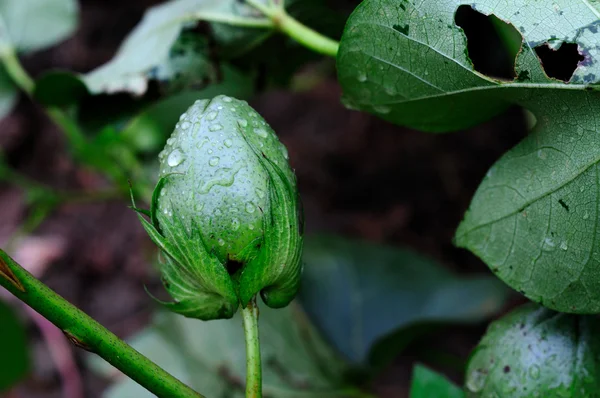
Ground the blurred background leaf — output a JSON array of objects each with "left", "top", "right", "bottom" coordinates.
[
  {"left": 33, "top": 70, "right": 89, "bottom": 107},
  {"left": 0, "top": 0, "right": 79, "bottom": 120},
  {"left": 0, "top": 299, "right": 29, "bottom": 393},
  {"left": 409, "top": 364, "right": 464, "bottom": 398},
  {"left": 299, "top": 235, "right": 511, "bottom": 367},
  {"left": 89, "top": 303, "right": 356, "bottom": 398},
  {"left": 0, "top": 0, "right": 78, "bottom": 52}
]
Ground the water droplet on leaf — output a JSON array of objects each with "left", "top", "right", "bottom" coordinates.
[{"left": 254, "top": 128, "right": 268, "bottom": 138}]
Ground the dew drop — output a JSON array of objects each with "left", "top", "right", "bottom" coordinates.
[
  {"left": 208, "top": 149, "right": 213, "bottom": 154},
  {"left": 560, "top": 241, "right": 568, "bottom": 251},
  {"left": 197, "top": 161, "right": 244, "bottom": 194},
  {"left": 180, "top": 121, "right": 191, "bottom": 130},
  {"left": 222, "top": 96, "right": 232, "bottom": 103},
  {"left": 210, "top": 124, "right": 223, "bottom": 132},
  {"left": 529, "top": 365, "right": 541, "bottom": 380},
  {"left": 218, "top": 238, "right": 225, "bottom": 246},
  {"left": 238, "top": 119, "right": 248, "bottom": 128},
  {"left": 217, "top": 106, "right": 223, "bottom": 110},
  {"left": 245, "top": 202, "right": 256, "bottom": 213},
  {"left": 224, "top": 139, "right": 233, "bottom": 148},
  {"left": 231, "top": 218, "right": 240, "bottom": 230},
  {"left": 214, "top": 208, "right": 222, "bottom": 216},
  {"left": 542, "top": 237, "right": 556, "bottom": 251},
  {"left": 163, "top": 209, "right": 169, "bottom": 215},
  {"left": 167, "top": 149, "right": 185, "bottom": 167},
  {"left": 206, "top": 111, "right": 218, "bottom": 121},
  {"left": 249, "top": 224, "right": 255, "bottom": 230},
  {"left": 357, "top": 72, "right": 367, "bottom": 82},
  {"left": 160, "top": 189, "right": 166, "bottom": 197},
  {"left": 254, "top": 128, "right": 268, "bottom": 138},
  {"left": 384, "top": 86, "right": 397, "bottom": 96},
  {"left": 584, "top": 212, "right": 590, "bottom": 220},
  {"left": 280, "top": 143, "right": 289, "bottom": 159},
  {"left": 374, "top": 105, "right": 391, "bottom": 114},
  {"left": 255, "top": 188, "right": 265, "bottom": 199},
  {"left": 179, "top": 113, "right": 187, "bottom": 121},
  {"left": 465, "top": 370, "right": 486, "bottom": 393},
  {"left": 537, "top": 149, "right": 547, "bottom": 159},
  {"left": 167, "top": 138, "right": 175, "bottom": 145},
  {"left": 209, "top": 156, "right": 220, "bottom": 166}
]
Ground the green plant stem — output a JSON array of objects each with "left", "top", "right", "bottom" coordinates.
[
  {"left": 242, "top": 297, "right": 262, "bottom": 398},
  {"left": 2, "top": 48, "right": 34, "bottom": 94},
  {"left": 247, "top": 0, "right": 339, "bottom": 57},
  {"left": 0, "top": 249, "right": 204, "bottom": 398}
]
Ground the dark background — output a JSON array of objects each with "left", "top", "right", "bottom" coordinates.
[{"left": 0, "top": 0, "right": 530, "bottom": 396}]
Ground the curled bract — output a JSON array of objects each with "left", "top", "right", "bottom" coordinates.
[
  {"left": 465, "top": 303, "right": 600, "bottom": 397},
  {"left": 134, "top": 95, "right": 303, "bottom": 320}
]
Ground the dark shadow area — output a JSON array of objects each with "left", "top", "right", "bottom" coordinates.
[
  {"left": 455, "top": 5, "right": 522, "bottom": 80},
  {"left": 534, "top": 42, "right": 583, "bottom": 82}
]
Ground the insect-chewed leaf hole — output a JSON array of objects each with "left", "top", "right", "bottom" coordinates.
[
  {"left": 455, "top": 5, "right": 522, "bottom": 80},
  {"left": 534, "top": 42, "right": 583, "bottom": 82}
]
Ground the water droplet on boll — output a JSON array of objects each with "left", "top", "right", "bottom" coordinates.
[{"left": 167, "top": 149, "right": 185, "bottom": 167}]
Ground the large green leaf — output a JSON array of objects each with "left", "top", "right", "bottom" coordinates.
[
  {"left": 0, "top": 0, "right": 78, "bottom": 53},
  {"left": 91, "top": 303, "right": 352, "bottom": 398},
  {"left": 338, "top": 0, "right": 600, "bottom": 313},
  {"left": 465, "top": 303, "right": 600, "bottom": 397},
  {"left": 0, "top": 299, "right": 29, "bottom": 393},
  {"left": 83, "top": 0, "right": 271, "bottom": 95},
  {"left": 410, "top": 364, "right": 464, "bottom": 398},
  {"left": 299, "top": 235, "right": 511, "bottom": 365}
]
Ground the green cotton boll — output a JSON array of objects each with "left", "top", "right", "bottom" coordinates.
[
  {"left": 465, "top": 303, "right": 600, "bottom": 398},
  {"left": 134, "top": 95, "right": 303, "bottom": 321}
]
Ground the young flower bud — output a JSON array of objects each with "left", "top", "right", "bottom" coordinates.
[{"left": 134, "top": 95, "right": 303, "bottom": 320}]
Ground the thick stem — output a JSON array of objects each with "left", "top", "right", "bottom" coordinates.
[
  {"left": 0, "top": 249, "right": 204, "bottom": 398},
  {"left": 242, "top": 297, "right": 262, "bottom": 398}
]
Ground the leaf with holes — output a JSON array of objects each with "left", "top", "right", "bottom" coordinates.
[
  {"left": 83, "top": 0, "right": 272, "bottom": 95},
  {"left": 89, "top": 303, "right": 352, "bottom": 398},
  {"left": 338, "top": 0, "right": 600, "bottom": 313},
  {"left": 299, "top": 235, "right": 511, "bottom": 365}
]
